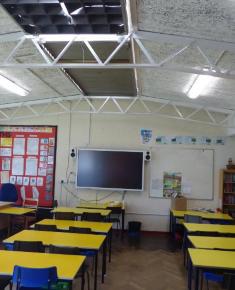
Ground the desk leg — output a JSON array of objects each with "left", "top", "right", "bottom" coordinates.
[
  {"left": 172, "top": 216, "right": 176, "bottom": 239},
  {"left": 121, "top": 209, "right": 125, "bottom": 238},
  {"left": 188, "top": 256, "right": 192, "bottom": 290},
  {"left": 7, "top": 215, "right": 11, "bottom": 237},
  {"left": 169, "top": 211, "right": 172, "bottom": 234},
  {"left": 81, "top": 263, "right": 85, "bottom": 290},
  {"left": 94, "top": 252, "right": 98, "bottom": 290},
  {"left": 109, "top": 229, "right": 112, "bottom": 263},
  {"left": 194, "top": 267, "right": 199, "bottom": 290},
  {"left": 102, "top": 237, "right": 107, "bottom": 283},
  {"left": 24, "top": 216, "right": 29, "bottom": 229}
]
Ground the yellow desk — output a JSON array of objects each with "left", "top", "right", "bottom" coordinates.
[
  {"left": 33, "top": 219, "right": 113, "bottom": 262},
  {"left": 78, "top": 202, "right": 124, "bottom": 210},
  {"left": 0, "top": 207, "right": 35, "bottom": 236},
  {"left": 0, "top": 250, "right": 85, "bottom": 281},
  {"left": 188, "top": 248, "right": 235, "bottom": 290},
  {"left": 0, "top": 207, "right": 35, "bottom": 215},
  {"left": 34, "top": 219, "right": 112, "bottom": 233},
  {"left": 184, "top": 223, "right": 235, "bottom": 235},
  {"left": 171, "top": 210, "right": 233, "bottom": 220},
  {"left": 52, "top": 207, "right": 111, "bottom": 217},
  {"left": 188, "top": 236, "right": 235, "bottom": 250},
  {"left": 170, "top": 210, "right": 233, "bottom": 237},
  {"left": 4, "top": 230, "right": 106, "bottom": 290},
  {"left": 77, "top": 202, "right": 125, "bottom": 234},
  {"left": 78, "top": 203, "right": 107, "bottom": 209}
]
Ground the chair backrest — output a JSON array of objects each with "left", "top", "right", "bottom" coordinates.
[
  {"left": 21, "top": 186, "right": 39, "bottom": 208},
  {"left": 0, "top": 183, "right": 18, "bottom": 202},
  {"left": 32, "top": 186, "right": 39, "bottom": 200},
  {"left": 12, "top": 265, "right": 57, "bottom": 289},
  {"left": 81, "top": 212, "right": 103, "bottom": 222},
  {"left": 108, "top": 207, "right": 122, "bottom": 215},
  {"left": 69, "top": 226, "right": 92, "bottom": 234},
  {"left": 184, "top": 214, "right": 202, "bottom": 223},
  {"left": 20, "top": 186, "right": 26, "bottom": 201},
  {"left": 54, "top": 211, "right": 75, "bottom": 220},
  {"left": 35, "top": 224, "right": 58, "bottom": 232},
  {"left": 53, "top": 199, "right": 58, "bottom": 208},
  {"left": 48, "top": 245, "right": 80, "bottom": 255},
  {"left": 13, "top": 240, "right": 45, "bottom": 253}
]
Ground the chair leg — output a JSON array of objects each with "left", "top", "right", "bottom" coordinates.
[
  {"left": 200, "top": 272, "right": 203, "bottom": 290},
  {"left": 86, "top": 271, "right": 90, "bottom": 290},
  {"left": 206, "top": 279, "right": 209, "bottom": 290}
]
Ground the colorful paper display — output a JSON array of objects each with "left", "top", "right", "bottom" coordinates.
[{"left": 0, "top": 126, "right": 57, "bottom": 207}]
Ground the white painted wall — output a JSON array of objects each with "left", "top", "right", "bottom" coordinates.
[{"left": 2, "top": 111, "right": 235, "bottom": 231}]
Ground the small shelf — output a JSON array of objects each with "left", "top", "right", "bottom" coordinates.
[{"left": 221, "top": 169, "right": 235, "bottom": 213}]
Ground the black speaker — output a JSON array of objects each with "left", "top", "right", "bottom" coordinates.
[
  {"left": 145, "top": 151, "right": 151, "bottom": 161},
  {"left": 70, "top": 148, "right": 76, "bottom": 158}
]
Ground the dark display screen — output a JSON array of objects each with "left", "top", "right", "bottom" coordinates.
[{"left": 77, "top": 150, "right": 144, "bottom": 191}]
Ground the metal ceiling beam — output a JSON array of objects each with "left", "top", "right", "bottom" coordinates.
[
  {"left": 0, "top": 94, "right": 233, "bottom": 128},
  {"left": 135, "top": 31, "right": 235, "bottom": 54},
  {"left": 0, "top": 32, "right": 234, "bottom": 79}
]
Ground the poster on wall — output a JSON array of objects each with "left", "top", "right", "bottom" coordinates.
[
  {"left": 163, "top": 172, "right": 182, "bottom": 198},
  {"left": 140, "top": 129, "right": 152, "bottom": 144},
  {"left": 0, "top": 126, "right": 57, "bottom": 207}
]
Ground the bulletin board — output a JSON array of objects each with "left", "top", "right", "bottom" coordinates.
[
  {"left": 0, "top": 125, "right": 57, "bottom": 207},
  {"left": 150, "top": 148, "right": 214, "bottom": 200}
]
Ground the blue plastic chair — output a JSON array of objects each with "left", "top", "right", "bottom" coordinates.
[
  {"left": 12, "top": 265, "right": 58, "bottom": 290},
  {"left": 0, "top": 183, "right": 18, "bottom": 202},
  {"left": 202, "top": 272, "right": 223, "bottom": 290}
]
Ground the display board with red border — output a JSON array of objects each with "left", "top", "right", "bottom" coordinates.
[{"left": 0, "top": 125, "right": 57, "bottom": 207}]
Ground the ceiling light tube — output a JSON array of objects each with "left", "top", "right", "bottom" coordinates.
[
  {"left": 38, "top": 34, "right": 124, "bottom": 43},
  {"left": 187, "top": 74, "right": 217, "bottom": 99},
  {"left": 0, "top": 75, "right": 28, "bottom": 96},
  {"left": 60, "top": 2, "right": 70, "bottom": 17}
]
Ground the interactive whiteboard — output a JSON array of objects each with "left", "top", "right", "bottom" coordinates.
[{"left": 150, "top": 148, "right": 214, "bottom": 200}]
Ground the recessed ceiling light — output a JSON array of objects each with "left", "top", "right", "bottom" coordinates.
[
  {"left": 0, "top": 75, "right": 28, "bottom": 96},
  {"left": 187, "top": 75, "right": 218, "bottom": 99}
]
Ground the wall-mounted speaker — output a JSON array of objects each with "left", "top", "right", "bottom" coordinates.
[
  {"left": 70, "top": 148, "right": 77, "bottom": 158},
  {"left": 145, "top": 151, "right": 151, "bottom": 161}
]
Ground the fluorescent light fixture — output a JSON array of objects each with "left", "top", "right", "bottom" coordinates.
[
  {"left": 0, "top": 75, "right": 28, "bottom": 96},
  {"left": 71, "top": 7, "right": 83, "bottom": 15},
  {"left": 60, "top": 2, "right": 70, "bottom": 17},
  {"left": 38, "top": 34, "right": 124, "bottom": 43},
  {"left": 187, "top": 74, "right": 218, "bottom": 99}
]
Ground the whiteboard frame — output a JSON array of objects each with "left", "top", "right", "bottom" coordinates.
[{"left": 148, "top": 147, "right": 214, "bottom": 200}]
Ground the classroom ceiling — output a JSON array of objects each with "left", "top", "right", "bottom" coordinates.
[{"left": 0, "top": 0, "right": 234, "bottom": 118}]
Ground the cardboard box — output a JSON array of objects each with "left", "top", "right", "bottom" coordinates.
[{"left": 171, "top": 197, "right": 187, "bottom": 211}]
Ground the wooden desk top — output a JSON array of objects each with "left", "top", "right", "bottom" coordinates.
[
  {"left": 4, "top": 230, "right": 106, "bottom": 250},
  {"left": 34, "top": 219, "right": 112, "bottom": 233},
  {"left": 188, "top": 236, "right": 235, "bottom": 250},
  {"left": 184, "top": 223, "right": 235, "bottom": 234},
  {"left": 0, "top": 207, "right": 35, "bottom": 215},
  {"left": 0, "top": 250, "right": 85, "bottom": 280},
  {"left": 52, "top": 206, "right": 111, "bottom": 216},
  {"left": 171, "top": 210, "right": 233, "bottom": 220},
  {"left": 188, "top": 248, "right": 235, "bottom": 270}
]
